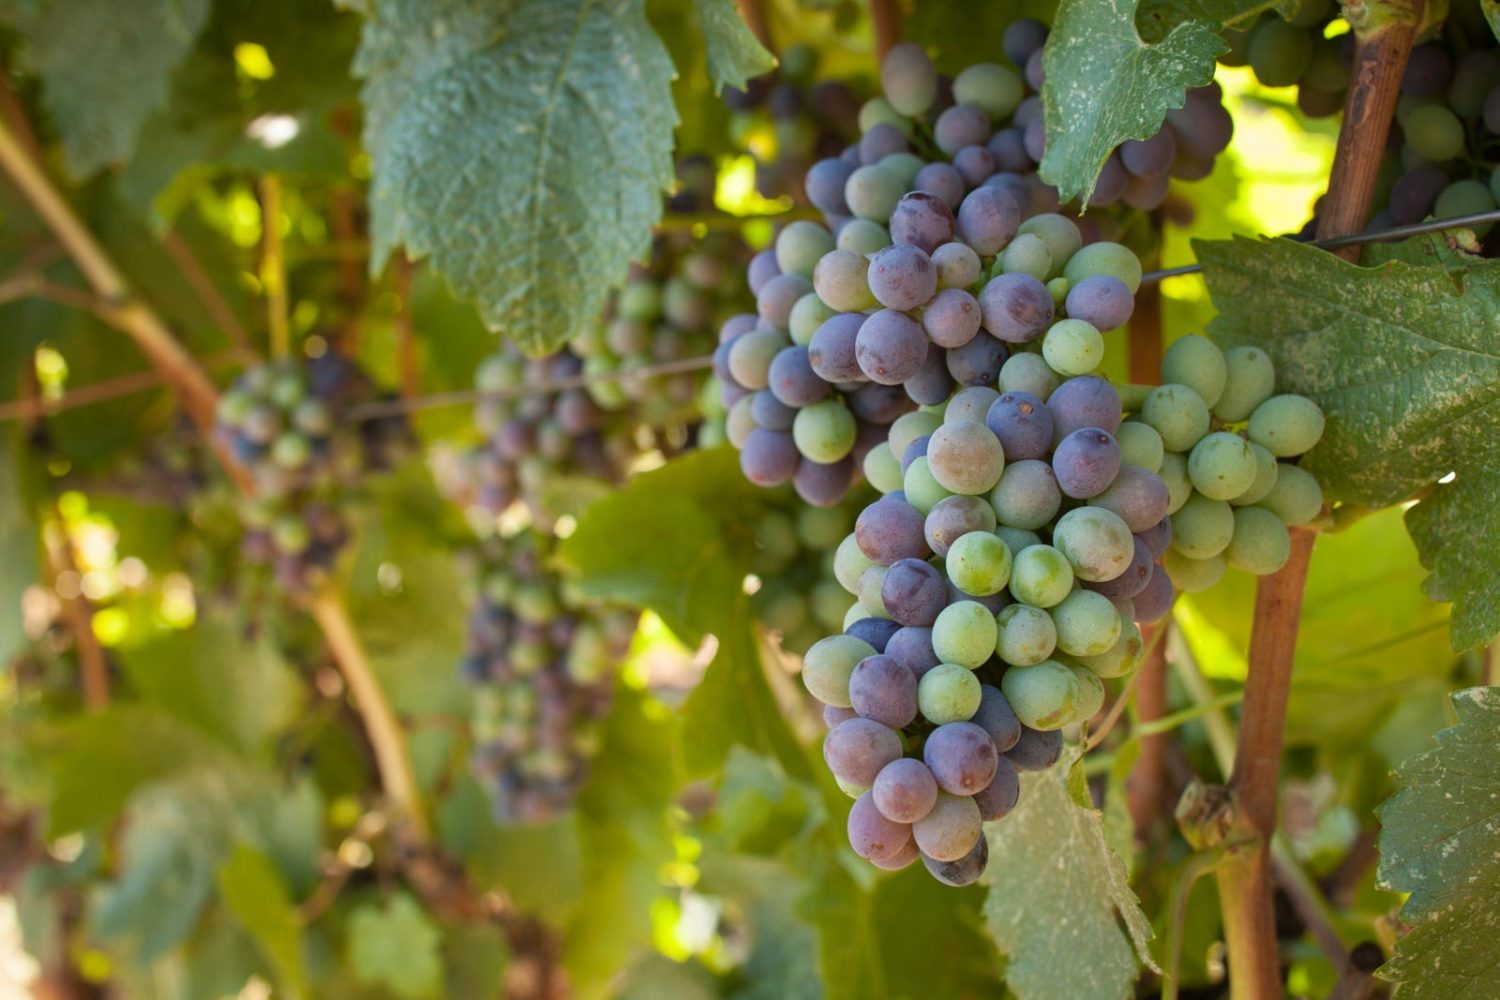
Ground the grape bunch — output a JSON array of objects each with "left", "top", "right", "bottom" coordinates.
[
  {"left": 215, "top": 354, "right": 408, "bottom": 590},
  {"left": 462, "top": 530, "right": 638, "bottom": 824},
  {"left": 1220, "top": 0, "right": 1351, "bottom": 118},
  {"left": 713, "top": 34, "right": 1232, "bottom": 507},
  {"left": 749, "top": 491, "right": 864, "bottom": 654}
]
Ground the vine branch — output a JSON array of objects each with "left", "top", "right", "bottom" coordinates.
[{"left": 868, "top": 0, "right": 901, "bottom": 60}]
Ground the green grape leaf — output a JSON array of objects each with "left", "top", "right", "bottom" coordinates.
[
  {"left": 0, "top": 426, "right": 38, "bottom": 664},
  {"left": 2, "top": 0, "right": 209, "bottom": 176},
  {"left": 983, "top": 760, "right": 1159, "bottom": 999},
  {"left": 693, "top": 0, "right": 775, "bottom": 93},
  {"left": 904, "top": 0, "right": 1057, "bottom": 73},
  {"left": 1133, "top": 0, "right": 1280, "bottom": 43},
  {"left": 347, "top": 893, "right": 445, "bottom": 999},
  {"left": 443, "top": 924, "right": 510, "bottom": 998},
  {"left": 1040, "top": 0, "right": 1224, "bottom": 204},
  {"left": 353, "top": 0, "right": 677, "bottom": 354},
  {"left": 559, "top": 448, "right": 810, "bottom": 776},
  {"left": 1487, "top": 0, "right": 1500, "bottom": 44},
  {"left": 216, "top": 845, "right": 308, "bottom": 998},
  {"left": 1200, "top": 235, "right": 1500, "bottom": 650},
  {"left": 1376, "top": 686, "right": 1500, "bottom": 996}
]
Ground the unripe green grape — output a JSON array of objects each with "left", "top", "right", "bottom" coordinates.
[
  {"left": 1116, "top": 382, "right": 1153, "bottom": 413},
  {"left": 271, "top": 433, "right": 312, "bottom": 470},
  {"left": 995, "top": 603, "right": 1057, "bottom": 666},
  {"left": 1171, "top": 492, "right": 1236, "bottom": 559},
  {"left": 904, "top": 456, "right": 956, "bottom": 514},
  {"left": 1042, "top": 319, "right": 1104, "bottom": 376},
  {"left": 932, "top": 601, "right": 1000, "bottom": 668},
  {"left": 889, "top": 411, "right": 943, "bottom": 460},
  {"left": 1077, "top": 618, "right": 1144, "bottom": 678},
  {"left": 927, "top": 420, "right": 1006, "bottom": 495},
  {"left": 793, "top": 400, "right": 857, "bottom": 463},
  {"left": 990, "top": 459, "right": 1063, "bottom": 530},
  {"left": 804, "top": 634, "right": 878, "bottom": 707},
  {"left": 1017, "top": 214, "right": 1083, "bottom": 278},
  {"left": 946, "top": 530, "right": 1013, "bottom": 596},
  {"left": 1404, "top": 104, "right": 1466, "bottom": 162},
  {"left": 999, "top": 352, "right": 1059, "bottom": 400},
  {"left": 789, "top": 293, "right": 836, "bottom": 347},
  {"left": 845, "top": 165, "right": 906, "bottom": 222},
  {"left": 1434, "top": 180, "right": 1497, "bottom": 236},
  {"left": 834, "top": 533, "right": 875, "bottom": 593},
  {"left": 1231, "top": 443, "right": 1279, "bottom": 506},
  {"left": 1062, "top": 242, "right": 1142, "bottom": 293},
  {"left": 1047, "top": 277, "right": 1069, "bottom": 305},
  {"left": 919, "top": 663, "right": 983, "bottom": 723},
  {"left": 1163, "top": 548, "right": 1226, "bottom": 593},
  {"left": 813, "top": 250, "right": 878, "bottom": 312},
  {"left": 932, "top": 242, "right": 982, "bottom": 289},
  {"left": 836, "top": 776, "right": 868, "bottom": 799},
  {"left": 952, "top": 62, "right": 1024, "bottom": 118},
  {"left": 864, "top": 442, "right": 904, "bottom": 494},
  {"left": 216, "top": 388, "right": 254, "bottom": 427},
  {"left": 776, "top": 221, "right": 835, "bottom": 279},
  {"left": 996, "top": 526, "right": 1043, "bottom": 558},
  {"left": 1248, "top": 17, "right": 1314, "bottom": 87},
  {"left": 1214, "top": 345, "right": 1276, "bottom": 422},
  {"left": 1161, "top": 334, "right": 1227, "bottom": 408},
  {"left": 1247, "top": 394, "right": 1325, "bottom": 457},
  {"left": 1159, "top": 452, "right": 1192, "bottom": 514},
  {"left": 1000, "top": 659, "right": 1079, "bottom": 730},
  {"left": 858, "top": 97, "right": 912, "bottom": 135},
  {"left": 878, "top": 152, "right": 925, "bottom": 189},
  {"left": 1257, "top": 463, "right": 1323, "bottom": 525},
  {"left": 1000, "top": 233, "right": 1053, "bottom": 282},
  {"left": 1116, "top": 421, "right": 1164, "bottom": 473},
  {"left": 1069, "top": 665, "right": 1106, "bottom": 722},
  {"left": 1188, "top": 431, "right": 1258, "bottom": 501},
  {"left": 881, "top": 42, "right": 940, "bottom": 117},
  {"left": 1050, "top": 589, "right": 1122, "bottom": 656},
  {"left": 838, "top": 219, "right": 892, "bottom": 256},
  {"left": 1143, "top": 384, "right": 1211, "bottom": 452},
  {"left": 859, "top": 565, "right": 894, "bottom": 620},
  {"left": 844, "top": 600, "right": 873, "bottom": 630},
  {"left": 728, "top": 329, "right": 787, "bottom": 390},
  {"left": 1010, "top": 544, "right": 1075, "bottom": 607},
  {"left": 1052, "top": 505, "right": 1135, "bottom": 582},
  {"left": 1227, "top": 505, "right": 1292, "bottom": 574}
]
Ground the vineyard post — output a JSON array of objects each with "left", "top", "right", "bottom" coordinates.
[{"left": 1205, "top": 4, "right": 1422, "bottom": 996}]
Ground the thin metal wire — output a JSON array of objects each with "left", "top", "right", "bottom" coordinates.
[{"left": 1141, "top": 208, "right": 1500, "bottom": 284}]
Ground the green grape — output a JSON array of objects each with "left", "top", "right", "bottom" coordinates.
[
  {"left": 1248, "top": 17, "right": 1314, "bottom": 88},
  {"left": 834, "top": 533, "right": 875, "bottom": 593},
  {"left": 1077, "top": 619, "right": 1144, "bottom": 678},
  {"left": 882, "top": 42, "right": 939, "bottom": 116},
  {"left": 999, "top": 352, "right": 1059, "bottom": 400},
  {"left": 905, "top": 456, "right": 957, "bottom": 514},
  {"left": 836, "top": 776, "right": 869, "bottom": 799},
  {"left": 932, "top": 601, "right": 1000, "bottom": 668},
  {"left": 858, "top": 564, "right": 893, "bottom": 619},
  {"left": 789, "top": 292, "right": 836, "bottom": 347},
  {"left": 1010, "top": 544, "right": 1075, "bottom": 607},
  {"left": 1404, "top": 104, "right": 1466, "bottom": 162},
  {"left": 838, "top": 219, "right": 892, "bottom": 256},
  {"left": 1000, "top": 659, "right": 1079, "bottom": 730},
  {"left": 1163, "top": 548, "right": 1227, "bottom": 593},
  {"left": 1116, "top": 382, "right": 1153, "bottom": 413},
  {"left": 919, "top": 663, "right": 984, "bottom": 724},
  {"left": 1214, "top": 345, "right": 1276, "bottom": 422},
  {"left": 802, "top": 634, "right": 877, "bottom": 706},
  {"left": 1160, "top": 334, "right": 1228, "bottom": 409},
  {"left": 776, "top": 221, "right": 836, "bottom": 279},
  {"left": 1068, "top": 665, "right": 1106, "bottom": 722},
  {"left": 995, "top": 603, "right": 1057, "bottom": 666},
  {"left": 1171, "top": 492, "right": 1236, "bottom": 559},
  {"left": 1247, "top": 394, "right": 1325, "bottom": 457},
  {"left": 999, "top": 233, "right": 1053, "bottom": 282},
  {"left": 1117, "top": 421, "right": 1165, "bottom": 473},
  {"left": 1188, "top": 431, "right": 1257, "bottom": 501},
  {"left": 843, "top": 600, "right": 873, "bottom": 630},
  {"left": 726, "top": 395, "right": 757, "bottom": 448},
  {"left": 813, "top": 250, "right": 878, "bottom": 312},
  {"left": 858, "top": 96, "right": 913, "bottom": 135},
  {"left": 845, "top": 164, "right": 907, "bottom": 222},
  {"left": 946, "top": 530, "right": 1013, "bottom": 596},
  {"left": 990, "top": 460, "right": 1063, "bottom": 530},
  {"left": 889, "top": 410, "right": 944, "bottom": 461},
  {"left": 864, "top": 442, "right": 904, "bottom": 494},
  {"left": 1061, "top": 242, "right": 1142, "bottom": 293},
  {"left": 793, "top": 400, "right": 857, "bottom": 463},
  {"left": 1143, "top": 384, "right": 1211, "bottom": 452},
  {"left": 1042, "top": 319, "right": 1104, "bottom": 376},
  {"left": 1227, "top": 505, "right": 1292, "bottom": 574},
  {"left": 728, "top": 329, "right": 788, "bottom": 390},
  {"left": 933, "top": 242, "right": 982, "bottom": 289},
  {"left": 1052, "top": 506, "right": 1135, "bottom": 582},
  {"left": 878, "top": 151, "right": 925, "bottom": 189},
  {"left": 1257, "top": 462, "right": 1323, "bottom": 526},
  {"left": 1017, "top": 214, "right": 1083, "bottom": 279},
  {"left": 1047, "top": 277, "right": 1070, "bottom": 305},
  {"left": 927, "top": 420, "right": 1006, "bottom": 495},
  {"left": 1050, "top": 589, "right": 1122, "bottom": 657},
  {"left": 952, "top": 62, "right": 1024, "bottom": 118},
  {"left": 1434, "top": 180, "right": 1497, "bottom": 236},
  {"left": 1231, "top": 443, "right": 1279, "bottom": 506},
  {"left": 1160, "top": 452, "right": 1192, "bottom": 514}
]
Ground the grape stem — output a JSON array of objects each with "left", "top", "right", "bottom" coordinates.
[{"left": 0, "top": 351, "right": 249, "bottom": 423}]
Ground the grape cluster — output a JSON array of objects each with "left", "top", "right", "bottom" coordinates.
[
  {"left": 462, "top": 530, "right": 638, "bottom": 824},
  {"left": 749, "top": 492, "right": 863, "bottom": 654},
  {"left": 1220, "top": 0, "right": 1351, "bottom": 118},
  {"left": 714, "top": 32, "right": 1232, "bottom": 507},
  {"left": 216, "top": 355, "right": 408, "bottom": 590}
]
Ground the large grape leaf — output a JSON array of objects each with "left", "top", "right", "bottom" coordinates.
[
  {"left": 216, "top": 845, "right": 308, "bottom": 998},
  {"left": 347, "top": 893, "right": 445, "bottom": 999},
  {"left": 2, "top": 0, "right": 209, "bottom": 176},
  {"left": 1200, "top": 236, "right": 1500, "bottom": 650},
  {"left": 693, "top": 0, "right": 775, "bottom": 93},
  {"left": 983, "top": 760, "right": 1159, "bottom": 999},
  {"left": 1040, "top": 0, "right": 1224, "bottom": 204},
  {"left": 1376, "top": 687, "right": 1500, "bottom": 996},
  {"left": 1134, "top": 0, "right": 1281, "bottom": 42},
  {"left": 353, "top": 0, "right": 677, "bottom": 354}
]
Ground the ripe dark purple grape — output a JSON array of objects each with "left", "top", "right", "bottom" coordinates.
[
  {"left": 973, "top": 758, "right": 1021, "bottom": 820},
  {"left": 848, "top": 791, "right": 913, "bottom": 862},
  {"left": 956, "top": 186, "right": 1022, "bottom": 255},
  {"left": 885, "top": 626, "right": 940, "bottom": 678},
  {"left": 1065, "top": 276, "right": 1135, "bottom": 331},
  {"left": 824, "top": 717, "right": 904, "bottom": 786},
  {"left": 923, "top": 721, "right": 1000, "bottom": 795},
  {"left": 846, "top": 617, "right": 902, "bottom": 653},
  {"left": 873, "top": 757, "right": 940, "bottom": 823},
  {"left": 856, "top": 309, "right": 930, "bottom": 384},
  {"left": 920, "top": 827, "right": 988, "bottom": 886},
  {"left": 769, "top": 346, "right": 831, "bottom": 407},
  {"left": 1132, "top": 563, "right": 1176, "bottom": 622},
  {"left": 881, "top": 557, "right": 949, "bottom": 627},
  {"left": 1136, "top": 516, "right": 1173, "bottom": 559},
  {"left": 979, "top": 273, "right": 1054, "bottom": 343},
  {"left": 1053, "top": 428, "right": 1123, "bottom": 499},
  {"left": 809, "top": 313, "right": 868, "bottom": 383},
  {"left": 986, "top": 390, "right": 1054, "bottom": 459},
  {"left": 1005, "top": 725, "right": 1063, "bottom": 771},
  {"left": 794, "top": 455, "right": 855, "bottom": 507},
  {"left": 945, "top": 332, "right": 1010, "bottom": 387},
  {"left": 849, "top": 654, "right": 920, "bottom": 727},
  {"left": 856, "top": 495, "right": 930, "bottom": 565},
  {"left": 889, "top": 191, "right": 957, "bottom": 253},
  {"left": 1046, "top": 375, "right": 1122, "bottom": 438},
  {"left": 905, "top": 343, "right": 960, "bottom": 406},
  {"left": 740, "top": 428, "right": 799, "bottom": 486},
  {"left": 867, "top": 244, "right": 938, "bottom": 311}
]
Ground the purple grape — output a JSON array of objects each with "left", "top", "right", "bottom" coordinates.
[
  {"left": 856, "top": 309, "right": 930, "bottom": 384},
  {"left": 915, "top": 161, "right": 966, "bottom": 209},
  {"left": 1388, "top": 166, "right": 1447, "bottom": 225},
  {"left": 1046, "top": 376, "right": 1122, "bottom": 439},
  {"left": 905, "top": 342, "right": 959, "bottom": 406},
  {"left": 953, "top": 144, "right": 997, "bottom": 186},
  {"left": 849, "top": 381, "right": 916, "bottom": 424},
  {"left": 1005, "top": 726, "right": 1063, "bottom": 771},
  {"left": 769, "top": 346, "right": 831, "bottom": 407},
  {"left": 870, "top": 837, "right": 921, "bottom": 871},
  {"left": 934, "top": 104, "right": 990, "bottom": 155},
  {"left": 972, "top": 684, "right": 1022, "bottom": 752},
  {"left": 1136, "top": 516, "right": 1173, "bottom": 558},
  {"left": 1120, "top": 130, "right": 1177, "bottom": 178},
  {"left": 1132, "top": 564, "right": 1176, "bottom": 622},
  {"left": 794, "top": 455, "right": 855, "bottom": 507},
  {"left": 856, "top": 495, "right": 930, "bottom": 564},
  {"left": 922, "top": 288, "right": 982, "bottom": 349},
  {"left": 867, "top": 244, "right": 938, "bottom": 311},
  {"left": 1065, "top": 276, "right": 1135, "bottom": 331},
  {"left": 747, "top": 249, "right": 780, "bottom": 296},
  {"left": 825, "top": 718, "right": 904, "bottom": 786},
  {"left": 1166, "top": 87, "right": 1234, "bottom": 160},
  {"left": 1088, "top": 152, "right": 1127, "bottom": 207},
  {"left": 808, "top": 313, "right": 867, "bottom": 383},
  {"left": 873, "top": 758, "right": 940, "bottom": 823},
  {"left": 973, "top": 757, "right": 1021, "bottom": 820},
  {"left": 1013, "top": 95, "right": 1043, "bottom": 129},
  {"left": 1095, "top": 464, "right": 1170, "bottom": 532},
  {"left": 712, "top": 335, "right": 742, "bottom": 383},
  {"left": 988, "top": 129, "right": 1031, "bottom": 171},
  {"left": 924, "top": 721, "right": 1000, "bottom": 795},
  {"left": 889, "top": 192, "right": 957, "bottom": 253},
  {"left": 740, "top": 429, "right": 797, "bottom": 486},
  {"left": 720, "top": 313, "right": 757, "bottom": 343},
  {"left": 1083, "top": 536, "right": 1154, "bottom": 600},
  {"left": 1022, "top": 117, "right": 1045, "bottom": 162},
  {"left": 956, "top": 186, "right": 1022, "bottom": 255},
  {"left": 924, "top": 494, "right": 996, "bottom": 557},
  {"left": 757, "top": 273, "right": 812, "bottom": 329},
  {"left": 824, "top": 704, "right": 858, "bottom": 728},
  {"left": 1402, "top": 43, "right": 1451, "bottom": 97},
  {"left": 921, "top": 834, "right": 988, "bottom": 886},
  {"left": 1053, "top": 428, "right": 1122, "bottom": 498},
  {"left": 986, "top": 390, "right": 1053, "bottom": 459},
  {"left": 860, "top": 122, "right": 910, "bottom": 164},
  {"left": 750, "top": 389, "right": 796, "bottom": 431},
  {"left": 945, "top": 332, "right": 1009, "bottom": 387},
  {"left": 1122, "top": 171, "right": 1170, "bottom": 211},
  {"left": 846, "top": 617, "right": 902, "bottom": 653},
  {"left": 901, "top": 434, "right": 930, "bottom": 474},
  {"left": 886, "top": 626, "right": 939, "bottom": 677},
  {"left": 881, "top": 557, "right": 949, "bottom": 627},
  {"left": 848, "top": 791, "right": 912, "bottom": 862},
  {"left": 979, "top": 273, "right": 1054, "bottom": 343},
  {"left": 849, "top": 653, "right": 920, "bottom": 727},
  {"left": 806, "top": 157, "right": 856, "bottom": 216},
  {"left": 948, "top": 583, "right": 1007, "bottom": 615},
  {"left": 1024, "top": 48, "right": 1045, "bottom": 90},
  {"left": 1004, "top": 17, "right": 1048, "bottom": 65}
]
